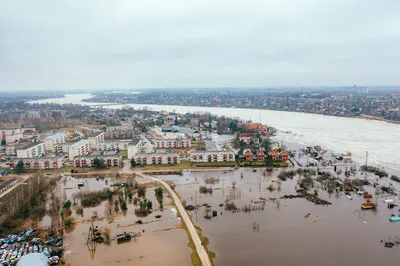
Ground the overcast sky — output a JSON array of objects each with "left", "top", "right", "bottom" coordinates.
[{"left": 1, "top": 0, "right": 400, "bottom": 91}]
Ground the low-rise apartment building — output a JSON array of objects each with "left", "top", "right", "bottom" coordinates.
[
  {"left": 127, "top": 138, "right": 143, "bottom": 159},
  {"left": 191, "top": 150, "right": 235, "bottom": 163},
  {"left": 5, "top": 133, "right": 23, "bottom": 143},
  {"left": 9, "top": 157, "right": 63, "bottom": 169},
  {"left": 135, "top": 152, "right": 180, "bottom": 165},
  {"left": 88, "top": 132, "right": 105, "bottom": 149},
  {"left": 1, "top": 128, "right": 21, "bottom": 139},
  {"left": 16, "top": 141, "right": 46, "bottom": 158},
  {"left": 97, "top": 140, "right": 131, "bottom": 151},
  {"left": 74, "top": 154, "right": 122, "bottom": 167},
  {"left": 153, "top": 138, "right": 191, "bottom": 149},
  {"left": 44, "top": 132, "right": 66, "bottom": 153},
  {"left": 68, "top": 140, "right": 91, "bottom": 161}
]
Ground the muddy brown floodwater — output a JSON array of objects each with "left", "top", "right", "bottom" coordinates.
[
  {"left": 60, "top": 176, "right": 191, "bottom": 266},
  {"left": 161, "top": 169, "right": 400, "bottom": 266}
]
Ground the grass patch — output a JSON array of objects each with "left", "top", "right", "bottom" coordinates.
[
  {"left": 135, "top": 160, "right": 191, "bottom": 170},
  {"left": 119, "top": 150, "right": 128, "bottom": 159},
  {"left": 192, "top": 162, "right": 237, "bottom": 167},
  {"left": 60, "top": 165, "right": 122, "bottom": 173}
]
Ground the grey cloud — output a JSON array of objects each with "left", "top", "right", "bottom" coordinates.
[{"left": 1, "top": 0, "right": 400, "bottom": 90}]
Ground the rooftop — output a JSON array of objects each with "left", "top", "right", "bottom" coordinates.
[
  {"left": 192, "top": 150, "right": 235, "bottom": 154},
  {"left": 129, "top": 138, "right": 142, "bottom": 146},
  {"left": 69, "top": 139, "right": 89, "bottom": 148},
  {"left": 16, "top": 140, "right": 44, "bottom": 150},
  {"left": 136, "top": 152, "right": 179, "bottom": 156},
  {"left": 75, "top": 154, "right": 122, "bottom": 159},
  {"left": 44, "top": 132, "right": 65, "bottom": 140}
]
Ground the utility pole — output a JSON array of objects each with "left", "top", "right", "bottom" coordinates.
[{"left": 364, "top": 151, "right": 368, "bottom": 180}]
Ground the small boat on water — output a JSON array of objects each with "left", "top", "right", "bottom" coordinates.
[
  {"left": 361, "top": 202, "right": 376, "bottom": 209},
  {"left": 389, "top": 217, "right": 400, "bottom": 222}
]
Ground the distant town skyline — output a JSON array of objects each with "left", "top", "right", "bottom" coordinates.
[{"left": 1, "top": 0, "right": 400, "bottom": 91}]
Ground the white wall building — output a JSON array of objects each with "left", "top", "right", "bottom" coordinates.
[
  {"left": 16, "top": 141, "right": 46, "bottom": 158},
  {"left": 127, "top": 138, "right": 143, "bottom": 159},
  {"left": 44, "top": 132, "right": 66, "bottom": 153},
  {"left": 6, "top": 145, "right": 16, "bottom": 155},
  {"left": 153, "top": 138, "right": 191, "bottom": 149},
  {"left": 88, "top": 132, "right": 105, "bottom": 149},
  {"left": 9, "top": 157, "right": 63, "bottom": 169},
  {"left": 191, "top": 150, "right": 235, "bottom": 163},
  {"left": 68, "top": 140, "right": 91, "bottom": 161},
  {"left": 1, "top": 128, "right": 21, "bottom": 139},
  {"left": 97, "top": 140, "right": 131, "bottom": 151},
  {"left": 5, "top": 133, "right": 23, "bottom": 143},
  {"left": 74, "top": 154, "right": 122, "bottom": 167},
  {"left": 135, "top": 152, "right": 180, "bottom": 165}
]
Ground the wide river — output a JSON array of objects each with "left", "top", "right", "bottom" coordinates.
[{"left": 32, "top": 93, "right": 400, "bottom": 172}]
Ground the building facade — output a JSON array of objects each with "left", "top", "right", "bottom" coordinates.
[
  {"left": 5, "top": 133, "right": 23, "bottom": 143},
  {"left": 74, "top": 154, "right": 122, "bottom": 167},
  {"left": 16, "top": 142, "right": 46, "bottom": 158},
  {"left": 44, "top": 132, "right": 66, "bottom": 153},
  {"left": 68, "top": 140, "right": 91, "bottom": 161},
  {"left": 1, "top": 128, "right": 21, "bottom": 139},
  {"left": 127, "top": 138, "right": 143, "bottom": 159},
  {"left": 9, "top": 157, "right": 63, "bottom": 170},
  {"left": 153, "top": 138, "right": 191, "bottom": 149},
  {"left": 97, "top": 140, "right": 131, "bottom": 151},
  {"left": 88, "top": 132, "right": 105, "bottom": 149},
  {"left": 191, "top": 150, "right": 235, "bottom": 163},
  {"left": 135, "top": 152, "right": 180, "bottom": 165}
]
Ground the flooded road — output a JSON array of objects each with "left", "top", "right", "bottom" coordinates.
[{"left": 161, "top": 169, "right": 400, "bottom": 266}]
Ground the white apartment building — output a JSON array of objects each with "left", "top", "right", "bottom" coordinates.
[
  {"left": 5, "top": 133, "right": 23, "bottom": 143},
  {"left": 68, "top": 140, "right": 91, "bottom": 161},
  {"left": 88, "top": 132, "right": 105, "bottom": 149},
  {"left": 9, "top": 157, "right": 63, "bottom": 170},
  {"left": 135, "top": 152, "right": 180, "bottom": 165},
  {"left": 16, "top": 141, "right": 46, "bottom": 158},
  {"left": 1, "top": 128, "right": 21, "bottom": 139},
  {"left": 6, "top": 145, "right": 17, "bottom": 156},
  {"left": 153, "top": 138, "right": 191, "bottom": 149},
  {"left": 44, "top": 132, "right": 66, "bottom": 153},
  {"left": 190, "top": 150, "right": 235, "bottom": 163},
  {"left": 74, "top": 154, "right": 122, "bottom": 167},
  {"left": 97, "top": 140, "right": 131, "bottom": 151},
  {"left": 127, "top": 138, "right": 143, "bottom": 159}
]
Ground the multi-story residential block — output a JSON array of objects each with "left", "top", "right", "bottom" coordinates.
[
  {"left": 190, "top": 150, "right": 235, "bottom": 163},
  {"left": 97, "top": 140, "right": 131, "bottom": 151},
  {"left": 135, "top": 152, "right": 180, "bottom": 165},
  {"left": 153, "top": 138, "right": 191, "bottom": 149},
  {"left": 9, "top": 157, "right": 63, "bottom": 169},
  {"left": 127, "top": 138, "right": 143, "bottom": 159},
  {"left": 6, "top": 145, "right": 16, "bottom": 156},
  {"left": 68, "top": 140, "right": 91, "bottom": 161},
  {"left": 16, "top": 141, "right": 46, "bottom": 158},
  {"left": 0, "top": 128, "right": 21, "bottom": 139},
  {"left": 88, "top": 132, "right": 105, "bottom": 149},
  {"left": 74, "top": 154, "right": 122, "bottom": 167},
  {"left": 44, "top": 132, "right": 66, "bottom": 153},
  {"left": 5, "top": 133, "right": 23, "bottom": 143}
]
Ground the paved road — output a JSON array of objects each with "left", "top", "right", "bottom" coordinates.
[{"left": 140, "top": 174, "right": 212, "bottom": 266}]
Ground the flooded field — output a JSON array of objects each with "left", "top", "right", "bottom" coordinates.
[
  {"left": 161, "top": 169, "right": 400, "bottom": 266},
  {"left": 60, "top": 175, "right": 191, "bottom": 266}
]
